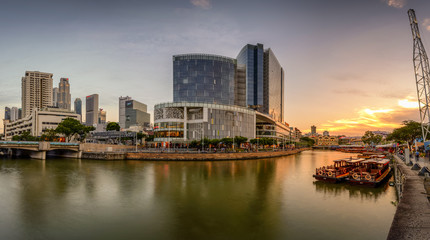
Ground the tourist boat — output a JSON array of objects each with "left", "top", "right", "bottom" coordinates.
[
  {"left": 348, "top": 158, "right": 391, "bottom": 187},
  {"left": 313, "top": 157, "right": 365, "bottom": 183}
]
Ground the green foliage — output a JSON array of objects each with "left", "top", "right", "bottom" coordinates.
[
  {"left": 55, "top": 118, "right": 94, "bottom": 142},
  {"left": 300, "top": 137, "right": 315, "bottom": 147},
  {"left": 361, "top": 131, "right": 382, "bottom": 146},
  {"left": 221, "top": 137, "right": 233, "bottom": 147},
  {"left": 145, "top": 134, "right": 154, "bottom": 142},
  {"left": 210, "top": 139, "right": 221, "bottom": 146},
  {"left": 12, "top": 131, "right": 37, "bottom": 141},
  {"left": 234, "top": 136, "right": 248, "bottom": 147},
  {"left": 387, "top": 120, "right": 422, "bottom": 146},
  {"left": 250, "top": 139, "right": 258, "bottom": 145},
  {"left": 190, "top": 140, "right": 200, "bottom": 148},
  {"left": 106, "top": 122, "right": 121, "bottom": 131},
  {"left": 137, "top": 132, "right": 146, "bottom": 140},
  {"left": 40, "top": 129, "right": 58, "bottom": 141}
]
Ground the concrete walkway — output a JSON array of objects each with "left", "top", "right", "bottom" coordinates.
[{"left": 387, "top": 155, "right": 430, "bottom": 240}]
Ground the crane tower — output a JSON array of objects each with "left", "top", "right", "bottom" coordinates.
[{"left": 408, "top": 9, "right": 430, "bottom": 141}]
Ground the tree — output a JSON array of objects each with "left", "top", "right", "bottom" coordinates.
[
  {"left": 221, "top": 137, "right": 233, "bottom": 147},
  {"left": 12, "top": 131, "right": 37, "bottom": 141},
  {"left": 387, "top": 120, "right": 422, "bottom": 147},
  {"left": 300, "top": 137, "right": 315, "bottom": 147},
  {"left": 106, "top": 122, "right": 120, "bottom": 131},
  {"left": 361, "top": 131, "right": 382, "bottom": 146},
  {"left": 55, "top": 118, "right": 94, "bottom": 142},
  {"left": 210, "top": 139, "right": 221, "bottom": 146},
  {"left": 234, "top": 136, "right": 248, "bottom": 148},
  {"left": 40, "top": 129, "right": 58, "bottom": 141}
]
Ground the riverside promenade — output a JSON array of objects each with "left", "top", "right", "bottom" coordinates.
[
  {"left": 82, "top": 148, "right": 309, "bottom": 161},
  {"left": 387, "top": 155, "right": 430, "bottom": 240}
]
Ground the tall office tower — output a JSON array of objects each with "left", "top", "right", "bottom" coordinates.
[
  {"left": 98, "top": 108, "right": 106, "bottom": 124},
  {"left": 263, "top": 48, "right": 284, "bottom": 122},
  {"left": 86, "top": 94, "right": 99, "bottom": 126},
  {"left": 311, "top": 125, "right": 317, "bottom": 135},
  {"left": 237, "top": 44, "right": 264, "bottom": 110},
  {"left": 237, "top": 44, "right": 285, "bottom": 122},
  {"left": 74, "top": 98, "right": 82, "bottom": 115},
  {"left": 18, "top": 108, "right": 22, "bottom": 119},
  {"left": 4, "top": 107, "right": 10, "bottom": 121},
  {"left": 58, "top": 78, "right": 71, "bottom": 110},
  {"left": 173, "top": 54, "right": 244, "bottom": 106},
  {"left": 52, "top": 87, "right": 59, "bottom": 107},
  {"left": 11, "top": 107, "right": 19, "bottom": 121},
  {"left": 125, "top": 100, "right": 151, "bottom": 128},
  {"left": 119, "top": 96, "right": 132, "bottom": 129},
  {"left": 21, "top": 71, "right": 53, "bottom": 117}
]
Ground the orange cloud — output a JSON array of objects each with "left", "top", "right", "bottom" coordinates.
[{"left": 312, "top": 98, "right": 419, "bottom": 136}]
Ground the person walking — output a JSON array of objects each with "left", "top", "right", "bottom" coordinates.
[{"left": 416, "top": 150, "right": 420, "bottom": 161}]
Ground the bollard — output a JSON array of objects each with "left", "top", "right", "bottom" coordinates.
[
  {"left": 411, "top": 163, "right": 422, "bottom": 170},
  {"left": 418, "top": 166, "right": 430, "bottom": 176}
]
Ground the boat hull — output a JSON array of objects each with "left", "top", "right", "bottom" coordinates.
[
  {"left": 348, "top": 168, "right": 391, "bottom": 187},
  {"left": 312, "top": 175, "right": 346, "bottom": 183}
]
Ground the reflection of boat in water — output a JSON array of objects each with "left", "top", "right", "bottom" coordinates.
[
  {"left": 313, "top": 157, "right": 365, "bottom": 183},
  {"left": 313, "top": 179, "right": 390, "bottom": 200},
  {"left": 348, "top": 158, "right": 391, "bottom": 187}
]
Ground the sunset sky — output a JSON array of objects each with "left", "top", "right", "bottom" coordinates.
[{"left": 1, "top": 0, "right": 430, "bottom": 136}]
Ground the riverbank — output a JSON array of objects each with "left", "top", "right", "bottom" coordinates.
[
  {"left": 81, "top": 148, "right": 310, "bottom": 161},
  {"left": 387, "top": 155, "right": 430, "bottom": 239}
]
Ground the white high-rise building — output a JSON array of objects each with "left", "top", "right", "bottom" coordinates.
[
  {"left": 86, "top": 94, "right": 99, "bottom": 126},
  {"left": 22, "top": 71, "right": 53, "bottom": 117},
  {"left": 11, "top": 107, "right": 19, "bottom": 122},
  {"left": 58, "top": 78, "right": 71, "bottom": 110},
  {"left": 119, "top": 96, "right": 132, "bottom": 129}
]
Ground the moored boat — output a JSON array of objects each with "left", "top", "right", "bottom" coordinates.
[
  {"left": 348, "top": 158, "right": 391, "bottom": 187},
  {"left": 313, "top": 157, "right": 365, "bottom": 183}
]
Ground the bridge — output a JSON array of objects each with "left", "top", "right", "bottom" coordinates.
[{"left": 0, "top": 141, "right": 82, "bottom": 160}]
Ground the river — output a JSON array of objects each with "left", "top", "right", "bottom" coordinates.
[{"left": 0, "top": 150, "right": 396, "bottom": 240}]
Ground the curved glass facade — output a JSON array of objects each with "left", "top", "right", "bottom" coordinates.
[{"left": 173, "top": 54, "right": 236, "bottom": 105}]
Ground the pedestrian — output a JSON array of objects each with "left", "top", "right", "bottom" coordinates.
[{"left": 416, "top": 150, "right": 420, "bottom": 160}]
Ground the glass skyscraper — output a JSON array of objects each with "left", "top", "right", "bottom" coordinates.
[
  {"left": 173, "top": 54, "right": 237, "bottom": 106},
  {"left": 237, "top": 43, "right": 284, "bottom": 122},
  {"left": 236, "top": 44, "right": 264, "bottom": 110}
]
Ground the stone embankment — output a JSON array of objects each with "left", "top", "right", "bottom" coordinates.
[
  {"left": 387, "top": 155, "right": 430, "bottom": 240},
  {"left": 81, "top": 148, "right": 309, "bottom": 161}
]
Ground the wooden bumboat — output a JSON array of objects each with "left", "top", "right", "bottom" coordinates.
[
  {"left": 313, "top": 157, "right": 366, "bottom": 183},
  {"left": 348, "top": 158, "right": 391, "bottom": 187}
]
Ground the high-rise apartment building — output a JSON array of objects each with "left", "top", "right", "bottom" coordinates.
[
  {"left": 21, "top": 71, "right": 53, "bottom": 117},
  {"left": 237, "top": 44, "right": 284, "bottom": 122},
  {"left": 11, "top": 107, "right": 19, "bottom": 122},
  {"left": 18, "top": 108, "right": 22, "bottom": 119},
  {"left": 98, "top": 108, "right": 106, "bottom": 124},
  {"left": 4, "top": 107, "right": 10, "bottom": 121},
  {"left": 119, "top": 96, "right": 132, "bottom": 129},
  {"left": 58, "top": 78, "right": 71, "bottom": 110},
  {"left": 125, "top": 100, "right": 150, "bottom": 128},
  {"left": 74, "top": 98, "right": 82, "bottom": 115},
  {"left": 52, "top": 87, "right": 59, "bottom": 107},
  {"left": 86, "top": 94, "right": 99, "bottom": 126}
]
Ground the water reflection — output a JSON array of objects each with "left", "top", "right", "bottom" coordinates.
[
  {"left": 0, "top": 151, "right": 396, "bottom": 240},
  {"left": 313, "top": 180, "right": 392, "bottom": 201}
]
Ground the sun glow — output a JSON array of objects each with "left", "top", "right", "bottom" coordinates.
[{"left": 398, "top": 99, "right": 419, "bottom": 109}]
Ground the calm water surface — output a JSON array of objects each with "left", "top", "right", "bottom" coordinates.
[{"left": 0, "top": 150, "right": 396, "bottom": 240}]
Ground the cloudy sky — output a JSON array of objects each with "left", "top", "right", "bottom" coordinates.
[{"left": 1, "top": 0, "right": 430, "bottom": 136}]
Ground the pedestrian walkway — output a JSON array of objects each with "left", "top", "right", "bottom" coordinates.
[{"left": 387, "top": 155, "right": 430, "bottom": 239}]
